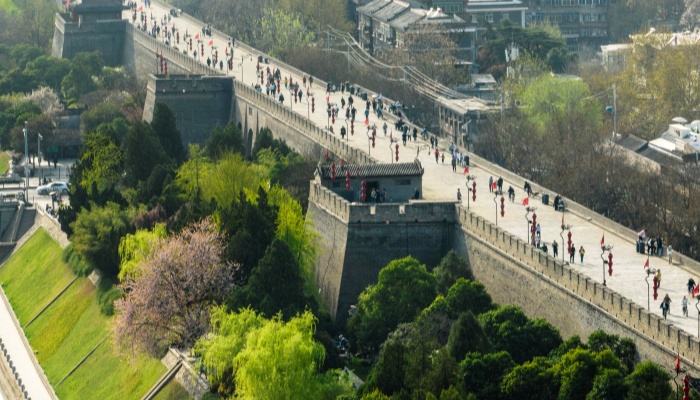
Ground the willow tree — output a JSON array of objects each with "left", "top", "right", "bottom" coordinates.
[{"left": 195, "top": 307, "right": 353, "bottom": 399}]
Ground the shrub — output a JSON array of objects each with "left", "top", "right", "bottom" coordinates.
[
  {"left": 62, "top": 244, "right": 93, "bottom": 276},
  {"left": 96, "top": 278, "right": 122, "bottom": 316}
]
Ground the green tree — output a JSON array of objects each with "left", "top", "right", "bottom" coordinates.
[
  {"left": 150, "top": 103, "right": 186, "bottom": 164},
  {"left": 219, "top": 190, "right": 277, "bottom": 283},
  {"left": 586, "top": 368, "right": 627, "bottom": 400},
  {"left": 61, "top": 51, "right": 104, "bottom": 100},
  {"left": 252, "top": 127, "right": 291, "bottom": 157},
  {"left": 348, "top": 256, "right": 437, "bottom": 353},
  {"left": 228, "top": 238, "right": 316, "bottom": 319},
  {"left": 117, "top": 223, "right": 167, "bottom": 281},
  {"left": 206, "top": 122, "right": 245, "bottom": 158},
  {"left": 587, "top": 330, "right": 636, "bottom": 373},
  {"left": 478, "top": 305, "right": 562, "bottom": 364},
  {"left": 80, "top": 102, "right": 125, "bottom": 134},
  {"left": 433, "top": 250, "right": 473, "bottom": 294},
  {"left": 445, "top": 278, "right": 492, "bottom": 317},
  {"left": 23, "top": 55, "right": 70, "bottom": 92},
  {"left": 195, "top": 307, "right": 352, "bottom": 400},
  {"left": 70, "top": 202, "right": 135, "bottom": 279},
  {"left": 123, "top": 121, "right": 170, "bottom": 187},
  {"left": 446, "top": 312, "right": 491, "bottom": 362},
  {"left": 259, "top": 7, "right": 315, "bottom": 59},
  {"left": 554, "top": 348, "right": 598, "bottom": 400},
  {"left": 77, "top": 132, "right": 124, "bottom": 195},
  {"left": 501, "top": 357, "right": 559, "bottom": 400},
  {"left": 624, "top": 361, "right": 672, "bottom": 400},
  {"left": 360, "top": 335, "right": 408, "bottom": 397},
  {"left": 459, "top": 351, "right": 515, "bottom": 400}
]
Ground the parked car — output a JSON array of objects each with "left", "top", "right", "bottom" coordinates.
[{"left": 37, "top": 182, "right": 68, "bottom": 195}]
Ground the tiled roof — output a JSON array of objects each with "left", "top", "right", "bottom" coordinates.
[{"left": 317, "top": 161, "right": 423, "bottom": 179}]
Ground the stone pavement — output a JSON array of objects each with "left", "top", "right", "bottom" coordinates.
[{"left": 128, "top": 1, "right": 700, "bottom": 341}]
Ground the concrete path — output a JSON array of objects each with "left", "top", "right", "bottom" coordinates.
[
  {"left": 126, "top": 1, "right": 700, "bottom": 342},
  {"left": 0, "top": 289, "right": 55, "bottom": 400}
]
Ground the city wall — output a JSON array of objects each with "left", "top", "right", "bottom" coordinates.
[
  {"left": 308, "top": 182, "right": 455, "bottom": 326},
  {"left": 52, "top": 13, "right": 127, "bottom": 66},
  {"left": 452, "top": 205, "right": 700, "bottom": 374},
  {"left": 307, "top": 183, "right": 700, "bottom": 372}
]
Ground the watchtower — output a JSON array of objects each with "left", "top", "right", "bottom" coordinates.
[{"left": 52, "top": 0, "right": 128, "bottom": 66}]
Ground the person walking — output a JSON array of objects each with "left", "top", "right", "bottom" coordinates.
[
  {"left": 536, "top": 223, "right": 541, "bottom": 238},
  {"left": 579, "top": 246, "right": 585, "bottom": 263},
  {"left": 688, "top": 277, "right": 696, "bottom": 295},
  {"left": 661, "top": 294, "right": 671, "bottom": 319},
  {"left": 569, "top": 243, "right": 575, "bottom": 263},
  {"left": 656, "top": 269, "right": 662, "bottom": 288},
  {"left": 497, "top": 176, "right": 503, "bottom": 192},
  {"left": 489, "top": 176, "right": 494, "bottom": 193},
  {"left": 682, "top": 295, "right": 689, "bottom": 317},
  {"left": 457, "top": 188, "right": 462, "bottom": 202},
  {"left": 434, "top": 148, "right": 439, "bottom": 163},
  {"left": 451, "top": 157, "right": 457, "bottom": 172},
  {"left": 668, "top": 245, "right": 673, "bottom": 265},
  {"left": 508, "top": 186, "right": 515, "bottom": 202},
  {"left": 552, "top": 241, "right": 558, "bottom": 258}
]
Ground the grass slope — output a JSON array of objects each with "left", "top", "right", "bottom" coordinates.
[
  {"left": 0, "top": 228, "right": 191, "bottom": 400},
  {"left": 152, "top": 377, "right": 193, "bottom": 400}
]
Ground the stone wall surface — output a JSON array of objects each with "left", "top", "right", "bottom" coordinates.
[
  {"left": 452, "top": 206, "right": 700, "bottom": 374},
  {"left": 143, "top": 74, "right": 233, "bottom": 144},
  {"left": 52, "top": 13, "right": 127, "bottom": 66}
]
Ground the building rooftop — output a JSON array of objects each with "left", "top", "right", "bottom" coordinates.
[
  {"left": 466, "top": 0, "right": 526, "bottom": 10},
  {"left": 316, "top": 161, "right": 424, "bottom": 180},
  {"left": 435, "top": 95, "right": 494, "bottom": 115}
]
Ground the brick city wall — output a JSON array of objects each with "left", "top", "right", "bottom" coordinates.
[
  {"left": 452, "top": 206, "right": 700, "bottom": 374},
  {"left": 52, "top": 13, "right": 127, "bottom": 66},
  {"left": 142, "top": 74, "right": 233, "bottom": 145},
  {"left": 308, "top": 182, "right": 454, "bottom": 326}
]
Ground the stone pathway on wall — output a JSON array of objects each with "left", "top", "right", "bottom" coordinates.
[{"left": 128, "top": 0, "right": 700, "bottom": 348}]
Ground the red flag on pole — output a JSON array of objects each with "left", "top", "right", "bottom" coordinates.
[
  {"left": 561, "top": 214, "right": 564, "bottom": 227},
  {"left": 365, "top": 119, "right": 369, "bottom": 126},
  {"left": 208, "top": 40, "right": 213, "bottom": 46},
  {"left": 522, "top": 198, "right": 529, "bottom": 206},
  {"left": 600, "top": 234, "right": 604, "bottom": 247},
  {"left": 195, "top": 33, "right": 199, "bottom": 39},
  {"left": 463, "top": 166, "right": 469, "bottom": 174},
  {"left": 137, "top": 5, "right": 142, "bottom": 10},
  {"left": 643, "top": 258, "right": 649, "bottom": 269},
  {"left": 491, "top": 181, "right": 497, "bottom": 190},
  {"left": 693, "top": 284, "right": 699, "bottom": 299},
  {"left": 676, "top": 354, "right": 681, "bottom": 374}
]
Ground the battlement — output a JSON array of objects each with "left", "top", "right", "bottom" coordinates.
[
  {"left": 149, "top": 74, "right": 233, "bottom": 94},
  {"left": 455, "top": 206, "right": 700, "bottom": 372}
]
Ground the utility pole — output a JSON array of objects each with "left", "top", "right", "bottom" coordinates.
[
  {"left": 612, "top": 83, "right": 617, "bottom": 139},
  {"left": 23, "top": 121, "right": 29, "bottom": 202}
]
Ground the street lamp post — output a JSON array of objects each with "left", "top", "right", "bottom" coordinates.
[
  {"left": 493, "top": 189, "right": 502, "bottom": 226},
  {"left": 560, "top": 224, "right": 572, "bottom": 263},
  {"left": 38, "top": 134, "right": 43, "bottom": 182},
  {"left": 465, "top": 175, "right": 475, "bottom": 209},
  {"left": 646, "top": 267, "right": 658, "bottom": 311},
  {"left": 600, "top": 244, "right": 613, "bottom": 286},
  {"left": 23, "top": 121, "right": 29, "bottom": 202},
  {"left": 696, "top": 296, "right": 700, "bottom": 338},
  {"left": 525, "top": 206, "right": 537, "bottom": 244}
]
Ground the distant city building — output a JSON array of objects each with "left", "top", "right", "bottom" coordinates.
[
  {"left": 523, "top": 0, "right": 610, "bottom": 52},
  {"left": 357, "top": 0, "right": 473, "bottom": 60},
  {"left": 600, "top": 30, "right": 700, "bottom": 72}
]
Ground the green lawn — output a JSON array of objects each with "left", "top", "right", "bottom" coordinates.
[
  {"left": 0, "top": 229, "right": 192, "bottom": 400},
  {"left": 0, "top": 228, "right": 74, "bottom": 322},
  {"left": 0, "top": 152, "right": 11, "bottom": 175},
  {"left": 152, "top": 377, "right": 194, "bottom": 400}
]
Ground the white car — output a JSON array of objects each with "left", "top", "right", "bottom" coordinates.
[{"left": 37, "top": 182, "right": 68, "bottom": 196}]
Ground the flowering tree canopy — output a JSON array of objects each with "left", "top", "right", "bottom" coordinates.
[{"left": 113, "top": 218, "right": 236, "bottom": 356}]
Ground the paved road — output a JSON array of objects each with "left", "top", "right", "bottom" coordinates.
[{"left": 126, "top": 1, "right": 700, "bottom": 341}]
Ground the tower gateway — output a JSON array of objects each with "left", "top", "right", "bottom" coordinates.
[{"left": 52, "top": 0, "right": 128, "bottom": 66}]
